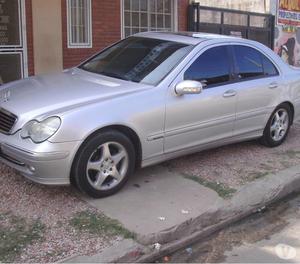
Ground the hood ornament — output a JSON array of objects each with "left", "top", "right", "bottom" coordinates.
[{"left": 1, "top": 90, "right": 11, "bottom": 102}]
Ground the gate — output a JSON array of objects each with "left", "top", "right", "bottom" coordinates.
[
  {"left": 0, "top": 0, "right": 27, "bottom": 85},
  {"left": 188, "top": 3, "right": 275, "bottom": 49}
]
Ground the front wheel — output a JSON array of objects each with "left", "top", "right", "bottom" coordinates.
[
  {"left": 260, "top": 104, "right": 292, "bottom": 147},
  {"left": 72, "top": 130, "right": 136, "bottom": 198}
]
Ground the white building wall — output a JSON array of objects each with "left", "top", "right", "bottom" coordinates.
[
  {"left": 194, "top": 0, "right": 270, "bottom": 14},
  {"left": 269, "top": 0, "right": 277, "bottom": 15}
]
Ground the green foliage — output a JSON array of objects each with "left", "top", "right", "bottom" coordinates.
[
  {"left": 70, "top": 211, "right": 135, "bottom": 239},
  {"left": 0, "top": 213, "right": 45, "bottom": 262},
  {"left": 183, "top": 174, "right": 236, "bottom": 199}
]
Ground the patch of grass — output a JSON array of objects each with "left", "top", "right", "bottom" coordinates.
[
  {"left": 258, "top": 163, "right": 274, "bottom": 171},
  {"left": 0, "top": 213, "right": 45, "bottom": 263},
  {"left": 280, "top": 160, "right": 293, "bottom": 168},
  {"left": 247, "top": 171, "right": 270, "bottom": 181},
  {"left": 69, "top": 211, "right": 135, "bottom": 239},
  {"left": 285, "top": 150, "right": 300, "bottom": 159},
  {"left": 182, "top": 174, "right": 236, "bottom": 199}
]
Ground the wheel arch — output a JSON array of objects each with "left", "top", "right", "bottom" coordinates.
[
  {"left": 279, "top": 101, "right": 295, "bottom": 125},
  {"left": 71, "top": 124, "right": 142, "bottom": 175},
  {"left": 260, "top": 101, "right": 295, "bottom": 147},
  {"left": 99, "top": 125, "right": 142, "bottom": 168}
]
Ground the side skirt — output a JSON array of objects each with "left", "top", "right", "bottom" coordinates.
[{"left": 141, "top": 130, "right": 263, "bottom": 168}]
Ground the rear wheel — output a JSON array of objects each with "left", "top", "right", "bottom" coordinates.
[
  {"left": 72, "top": 130, "right": 135, "bottom": 198},
  {"left": 260, "top": 104, "right": 292, "bottom": 147}
]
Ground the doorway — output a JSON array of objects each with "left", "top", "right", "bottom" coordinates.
[{"left": 0, "top": 0, "right": 28, "bottom": 85}]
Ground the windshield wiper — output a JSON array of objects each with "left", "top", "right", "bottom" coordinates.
[{"left": 99, "top": 72, "right": 129, "bottom": 81}]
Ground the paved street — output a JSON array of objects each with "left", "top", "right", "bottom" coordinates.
[
  {"left": 224, "top": 196, "right": 300, "bottom": 263},
  {"left": 166, "top": 194, "right": 300, "bottom": 263}
]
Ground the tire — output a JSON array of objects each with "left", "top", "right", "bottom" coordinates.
[
  {"left": 260, "top": 103, "right": 292, "bottom": 148},
  {"left": 71, "top": 130, "right": 136, "bottom": 198}
]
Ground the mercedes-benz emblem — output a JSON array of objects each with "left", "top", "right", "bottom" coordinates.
[{"left": 2, "top": 90, "right": 11, "bottom": 102}]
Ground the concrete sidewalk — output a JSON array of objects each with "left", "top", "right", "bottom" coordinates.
[
  {"left": 83, "top": 165, "right": 222, "bottom": 241},
  {"left": 65, "top": 163, "right": 300, "bottom": 263}
]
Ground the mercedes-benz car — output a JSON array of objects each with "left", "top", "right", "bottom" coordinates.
[{"left": 0, "top": 32, "right": 299, "bottom": 198}]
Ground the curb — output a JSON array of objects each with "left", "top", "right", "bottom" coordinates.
[
  {"left": 136, "top": 165, "right": 300, "bottom": 246},
  {"left": 62, "top": 239, "right": 147, "bottom": 263},
  {"left": 132, "top": 165, "right": 300, "bottom": 262},
  {"left": 65, "top": 165, "right": 300, "bottom": 263}
]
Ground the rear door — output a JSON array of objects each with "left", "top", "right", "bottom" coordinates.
[{"left": 230, "top": 45, "right": 283, "bottom": 137}]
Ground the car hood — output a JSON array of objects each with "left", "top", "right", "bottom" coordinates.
[{"left": 0, "top": 68, "right": 150, "bottom": 131}]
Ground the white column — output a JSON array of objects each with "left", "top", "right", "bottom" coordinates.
[{"left": 32, "top": 0, "right": 63, "bottom": 74}]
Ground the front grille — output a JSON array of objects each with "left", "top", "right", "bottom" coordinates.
[{"left": 0, "top": 108, "right": 17, "bottom": 134}]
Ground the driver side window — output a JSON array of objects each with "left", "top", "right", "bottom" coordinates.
[{"left": 184, "top": 46, "right": 231, "bottom": 88}]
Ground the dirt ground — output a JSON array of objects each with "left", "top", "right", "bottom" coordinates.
[
  {"left": 0, "top": 166, "right": 123, "bottom": 263},
  {"left": 1, "top": 122, "right": 300, "bottom": 262},
  {"left": 166, "top": 121, "right": 300, "bottom": 190}
]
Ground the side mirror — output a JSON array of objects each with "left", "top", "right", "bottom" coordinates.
[{"left": 175, "top": 80, "right": 203, "bottom": 96}]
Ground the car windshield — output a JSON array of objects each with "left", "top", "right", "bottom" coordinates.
[{"left": 79, "top": 37, "right": 194, "bottom": 85}]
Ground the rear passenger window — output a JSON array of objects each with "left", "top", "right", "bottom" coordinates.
[
  {"left": 233, "top": 46, "right": 264, "bottom": 79},
  {"left": 184, "top": 46, "right": 231, "bottom": 87},
  {"left": 262, "top": 55, "right": 278, "bottom": 76},
  {"left": 233, "top": 45, "right": 279, "bottom": 80}
]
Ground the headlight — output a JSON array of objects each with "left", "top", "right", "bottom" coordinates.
[{"left": 21, "top": 117, "right": 61, "bottom": 143}]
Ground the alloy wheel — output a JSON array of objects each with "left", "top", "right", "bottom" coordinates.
[
  {"left": 86, "top": 141, "right": 129, "bottom": 191},
  {"left": 270, "top": 108, "right": 289, "bottom": 142}
]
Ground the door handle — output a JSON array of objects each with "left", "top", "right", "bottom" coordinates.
[
  {"left": 223, "top": 90, "right": 237, "bottom": 98},
  {"left": 269, "top": 82, "right": 278, "bottom": 89}
]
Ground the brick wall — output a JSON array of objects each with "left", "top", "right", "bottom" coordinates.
[
  {"left": 178, "top": 0, "right": 189, "bottom": 31},
  {"left": 61, "top": 0, "right": 122, "bottom": 69},
  {"left": 25, "top": 0, "right": 34, "bottom": 76}
]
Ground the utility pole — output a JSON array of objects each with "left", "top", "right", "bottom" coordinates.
[
  {"left": 264, "top": 0, "right": 267, "bottom": 13},
  {"left": 264, "top": 0, "right": 271, "bottom": 13}
]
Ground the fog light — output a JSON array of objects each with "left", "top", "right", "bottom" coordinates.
[{"left": 28, "top": 166, "right": 36, "bottom": 172}]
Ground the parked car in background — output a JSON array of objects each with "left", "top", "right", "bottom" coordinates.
[{"left": 0, "top": 32, "right": 299, "bottom": 198}]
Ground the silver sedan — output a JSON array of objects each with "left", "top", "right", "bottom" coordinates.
[{"left": 0, "top": 32, "right": 299, "bottom": 198}]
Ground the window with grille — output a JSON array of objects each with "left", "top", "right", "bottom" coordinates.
[
  {"left": 67, "top": 0, "right": 92, "bottom": 48},
  {"left": 123, "top": 0, "right": 175, "bottom": 38}
]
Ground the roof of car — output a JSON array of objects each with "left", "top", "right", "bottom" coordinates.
[{"left": 134, "top": 31, "right": 244, "bottom": 45}]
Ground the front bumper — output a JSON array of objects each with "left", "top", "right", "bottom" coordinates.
[{"left": 0, "top": 131, "right": 82, "bottom": 185}]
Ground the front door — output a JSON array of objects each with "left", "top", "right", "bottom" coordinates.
[
  {"left": 164, "top": 45, "right": 237, "bottom": 153},
  {"left": 0, "top": 0, "right": 27, "bottom": 85}
]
